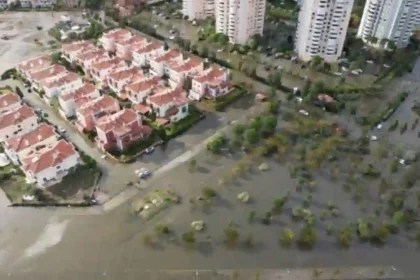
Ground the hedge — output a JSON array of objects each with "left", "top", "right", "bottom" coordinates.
[{"left": 1, "top": 68, "right": 17, "bottom": 80}]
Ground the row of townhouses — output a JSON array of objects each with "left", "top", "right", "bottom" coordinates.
[
  {"left": 0, "top": 90, "right": 80, "bottom": 188},
  {"left": 16, "top": 29, "right": 230, "bottom": 154}
]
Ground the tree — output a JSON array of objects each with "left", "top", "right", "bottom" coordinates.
[
  {"left": 262, "top": 211, "right": 272, "bottom": 225},
  {"left": 337, "top": 226, "right": 353, "bottom": 248},
  {"left": 272, "top": 197, "right": 286, "bottom": 213},
  {"left": 297, "top": 225, "right": 317, "bottom": 249},
  {"left": 248, "top": 210, "right": 256, "bottom": 223},
  {"left": 261, "top": 115, "right": 278, "bottom": 136},
  {"left": 392, "top": 210, "right": 405, "bottom": 227},
  {"left": 310, "top": 55, "right": 322, "bottom": 68},
  {"left": 356, "top": 219, "right": 370, "bottom": 241},
  {"left": 51, "top": 52, "right": 61, "bottom": 64},
  {"left": 267, "top": 71, "right": 282, "bottom": 89},
  {"left": 182, "top": 230, "right": 196, "bottom": 245},
  {"left": 232, "top": 124, "right": 245, "bottom": 136},
  {"left": 371, "top": 225, "right": 389, "bottom": 244},
  {"left": 187, "top": 158, "right": 197, "bottom": 172},
  {"left": 244, "top": 232, "right": 255, "bottom": 247},
  {"left": 202, "top": 186, "right": 217, "bottom": 199},
  {"left": 155, "top": 223, "right": 170, "bottom": 237},
  {"left": 224, "top": 226, "right": 240, "bottom": 247},
  {"left": 279, "top": 227, "right": 295, "bottom": 247},
  {"left": 244, "top": 128, "right": 259, "bottom": 145},
  {"left": 142, "top": 233, "right": 153, "bottom": 246}
]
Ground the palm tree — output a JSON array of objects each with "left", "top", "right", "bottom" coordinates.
[{"left": 337, "top": 226, "right": 353, "bottom": 248}]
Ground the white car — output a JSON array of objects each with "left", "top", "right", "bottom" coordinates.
[
  {"left": 169, "top": 35, "right": 175, "bottom": 40},
  {"left": 135, "top": 168, "right": 151, "bottom": 179},
  {"left": 59, "top": 127, "right": 66, "bottom": 133},
  {"left": 370, "top": 135, "right": 378, "bottom": 141},
  {"left": 144, "top": 146, "right": 155, "bottom": 154},
  {"left": 101, "top": 155, "right": 107, "bottom": 159},
  {"left": 299, "top": 109, "right": 309, "bottom": 116},
  {"left": 216, "top": 48, "right": 223, "bottom": 52},
  {"left": 22, "top": 195, "right": 35, "bottom": 201},
  {"left": 376, "top": 124, "right": 382, "bottom": 130}
]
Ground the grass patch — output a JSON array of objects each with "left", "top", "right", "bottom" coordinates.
[
  {"left": 48, "top": 166, "right": 101, "bottom": 199},
  {"left": 0, "top": 165, "right": 33, "bottom": 203},
  {"left": 206, "top": 87, "right": 247, "bottom": 111},
  {"left": 165, "top": 107, "right": 204, "bottom": 138}
]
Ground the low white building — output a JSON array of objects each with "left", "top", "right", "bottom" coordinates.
[
  {"left": 61, "top": 41, "right": 94, "bottom": 63},
  {"left": 76, "top": 49, "right": 109, "bottom": 72},
  {"left": 131, "top": 41, "right": 164, "bottom": 67},
  {"left": 99, "top": 28, "right": 132, "bottom": 52},
  {"left": 28, "top": 65, "right": 68, "bottom": 91},
  {"left": 115, "top": 35, "right": 147, "bottom": 61},
  {"left": 126, "top": 76, "right": 160, "bottom": 103},
  {"left": 21, "top": 140, "right": 80, "bottom": 188},
  {"left": 0, "top": 105, "right": 38, "bottom": 142},
  {"left": 189, "top": 66, "right": 228, "bottom": 100},
  {"left": 166, "top": 57, "right": 203, "bottom": 88},
  {"left": 90, "top": 58, "right": 127, "bottom": 85},
  {"left": 147, "top": 87, "right": 190, "bottom": 124},
  {"left": 16, "top": 56, "right": 52, "bottom": 79},
  {"left": 150, "top": 49, "right": 183, "bottom": 77},
  {"left": 107, "top": 68, "right": 144, "bottom": 95},
  {"left": 58, "top": 83, "right": 100, "bottom": 117},
  {"left": 4, "top": 123, "right": 58, "bottom": 165},
  {"left": 41, "top": 73, "right": 83, "bottom": 99}
]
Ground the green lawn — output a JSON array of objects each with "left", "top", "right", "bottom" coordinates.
[
  {"left": 0, "top": 165, "right": 33, "bottom": 203},
  {"left": 165, "top": 108, "right": 204, "bottom": 138},
  {"left": 211, "top": 87, "right": 247, "bottom": 111},
  {"left": 48, "top": 166, "right": 101, "bottom": 199}
]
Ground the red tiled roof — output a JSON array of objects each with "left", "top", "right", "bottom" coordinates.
[
  {"left": 22, "top": 140, "right": 77, "bottom": 174},
  {"left": 109, "top": 68, "right": 143, "bottom": 82},
  {"left": 133, "top": 103, "right": 151, "bottom": 114},
  {"left": 169, "top": 58, "right": 202, "bottom": 73},
  {"left": 91, "top": 58, "right": 124, "bottom": 71},
  {"left": 43, "top": 73, "right": 80, "bottom": 88},
  {"left": 194, "top": 67, "right": 225, "bottom": 83},
  {"left": 29, "top": 65, "right": 67, "bottom": 82},
  {"left": 133, "top": 41, "right": 162, "bottom": 54},
  {"left": 60, "top": 83, "right": 97, "bottom": 102},
  {"left": 0, "top": 92, "right": 20, "bottom": 109},
  {"left": 5, "top": 123, "right": 56, "bottom": 152},
  {"left": 153, "top": 49, "right": 181, "bottom": 63},
  {"left": 78, "top": 95, "right": 119, "bottom": 116},
  {"left": 17, "top": 56, "right": 51, "bottom": 72},
  {"left": 96, "top": 108, "right": 138, "bottom": 133},
  {"left": 62, "top": 41, "right": 93, "bottom": 53},
  {"left": 103, "top": 28, "right": 131, "bottom": 40},
  {"left": 77, "top": 49, "right": 107, "bottom": 62},
  {"left": 148, "top": 87, "right": 187, "bottom": 107},
  {"left": 0, "top": 105, "right": 35, "bottom": 129},
  {"left": 126, "top": 76, "right": 159, "bottom": 93},
  {"left": 116, "top": 35, "right": 146, "bottom": 47}
]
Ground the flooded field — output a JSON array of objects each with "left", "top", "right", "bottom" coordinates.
[
  {"left": 2, "top": 104, "right": 420, "bottom": 279},
  {"left": 0, "top": 11, "right": 84, "bottom": 73}
]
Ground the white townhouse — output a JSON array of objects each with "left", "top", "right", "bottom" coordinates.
[{"left": 0, "top": 105, "right": 38, "bottom": 142}]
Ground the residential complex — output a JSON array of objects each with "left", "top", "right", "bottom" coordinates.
[
  {"left": 295, "top": 0, "right": 354, "bottom": 62},
  {"left": 357, "top": 0, "right": 420, "bottom": 48},
  {"left": 182, "top": 0, "right": 266, "bottom": 44},
  {"left": 16, "top": 28, "right": 229, "bottom": 156}
]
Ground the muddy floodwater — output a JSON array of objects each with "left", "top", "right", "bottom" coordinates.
[
  {"left": 0, "top": 11, "right": 84, "bottom": 74},
  {"left": 1, "top": 149, "right": 420, "bottom": 279}
]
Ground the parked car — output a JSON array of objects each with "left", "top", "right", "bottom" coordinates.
[
  {"left": 298, "top": 109, "right": 309, "bottom": 116},
  {"left": 59, "top": 127, "right": 66, "bottom": 133},
  {"left": 22, "top": 195, "right": 35, "bottom": 201},
  {"left": 135, "top": 168, "right": 151, "bottom": 179},
  {"left": 144, "top": 146, "right": 155, "bottom": 154}
]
